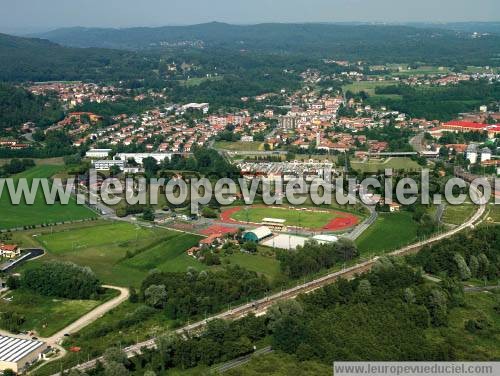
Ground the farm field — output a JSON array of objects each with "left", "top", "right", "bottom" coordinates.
[
  {"left": 355, "top": 211, "right": 419, "bottom": 254},
  {"left": 23, "top": 221, "right": 203, "bottom": 287},
  {"left": 351, "top": 157, "right": 422, "bottom": 173},
  {"left": 0, "top": 165, "right": 96, "bottom": 229},
  {"left": 342, "top": 80, "right": 402, "bottom": 99},
  {"left": 0, "top": 288, "right": 104, "bottom": 337},
  {"left": 214, "top": 141, "right": 265, "bottom": 151}
]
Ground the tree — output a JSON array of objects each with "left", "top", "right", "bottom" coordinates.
[
  {"left": 22, "top": 261, "right": 100, "bottom": 299},
  {"left": 129, "top": 286, "right": 139, "bottom": 303},
  {"left": 144, "top": 285, "right": 168, "bottom": 309},
  {"left": 104, "top": 361, "right": 129, "bottom": 376},
  {"left": 6, "top": 275, "right": 20, "bottom": 290},
  {"left": 453, "top": 254, "right": 471, "bottom": 280},
  {"left": 104, "top": 347, "right": 128, "bottom": 365},
  {"left": 142, "top": 207, "right": 155, "bottom": 222}
]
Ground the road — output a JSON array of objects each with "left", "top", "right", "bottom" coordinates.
[{"left": 43, "top": 285, "right": 129, "bottom": 346}]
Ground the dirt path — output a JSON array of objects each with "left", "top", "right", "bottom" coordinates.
[{"left": 43, "top": 285, "right": 129, "bottom": 346}]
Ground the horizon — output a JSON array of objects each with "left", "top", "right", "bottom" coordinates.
[
  {"left": 2, "top": 20, "right": 500, "bottom": 37},
  {"left": 1, "top": 0, "right": 499, "bottom": 34}
]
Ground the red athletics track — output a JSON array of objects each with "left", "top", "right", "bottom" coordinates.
[{"left": 219, "top": 206, "right": 359, "bottom": 232}]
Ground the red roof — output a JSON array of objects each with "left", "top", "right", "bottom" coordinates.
[
  {"left": 0, "top": 244, "right": 18, "bottom": 252},
  {"left": 443, "top": 121, "right": 500, "bottom": 132}
]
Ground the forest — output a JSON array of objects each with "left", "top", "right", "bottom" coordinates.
[
  {"left": 35, "top": 23, "right": 500, "bottom": 66},
  {"left": 0, "top": 84, "right": 64, "bottom": 130},
  {"left": 368, "top": 80, "right": 500, "bottom": 121},
  {"left": 412, "top": 226, "right": 500, "bottom": 281},
  {"left": 21, "top": 261, "right": 101, "bottom": 299},
  {"left": 140, "top": 266, "right": 270, "bottom": 320}
]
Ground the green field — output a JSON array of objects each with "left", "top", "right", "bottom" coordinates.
[
  {"left": 442, "top": 201, "right": 477, "bottom": 226},
  {"left": 356, "top": 212, "right": 419, "bottom": 254},
  {"left": 0, "top": 165, "right": 96, "bottom": 229},
  {"left": 342, "top": 80, "right": 402, "bottom": 100},
  {"left": 224, "top": 252, "right": 280, "bottom": 280},
  {"left": 180, "top": 76, "right": 223, "bottom": 87},
  {"left": 0, "top": 289, "right": 104, "bottom": 337},
  {"left": 23, "top": 221, "right": 203, "bottom": 287},
  {"left": 31, "top": 301, "right": 170, "bottom": 376},
  {"left": 214, "top": 141, "right": 265, "bottom": 152},
  {"left": 351, "top": 157, "right": 422, "bottom": 173},
  {"left": 230, "top": 207, "right": 337, "bottom": 229}
]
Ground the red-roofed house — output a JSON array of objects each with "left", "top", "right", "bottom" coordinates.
[{"left": 0, "top": 244, "right": 20, "bottom": 258}]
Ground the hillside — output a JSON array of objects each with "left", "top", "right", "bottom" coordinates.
[
  {"left": 35, "top": 22, "right": 500, "bottom": 65},
  {"left": 0, "top": 33, "right": 158, "bottom": 82}
]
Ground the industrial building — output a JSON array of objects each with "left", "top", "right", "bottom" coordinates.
[
  {"left": 0, "top": 335, "right": 47, "bottom": 373},
  {"left": 243, "top": 226, "right": 273, "bottom": 243}
]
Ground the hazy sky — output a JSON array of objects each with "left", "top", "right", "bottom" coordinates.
[{"left": 1, "top": 0, "right": 499, "bottom": 33}]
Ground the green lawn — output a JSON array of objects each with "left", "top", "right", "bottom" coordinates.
[
  {"left": 23, "top": 221, "right": 203, "bottom": 287},
  {"left": 356, "top": 212, "right": 419, "bottom": 254},
  {"left": 351, "top": 157, "right": 422, "bottom": 173},
  {"left": 442, "top": 201, "right": 476, "bottom": 226},
  {"left": 223, "top": 252, "right": 281, "bottom": 281},
  {"left": 0, "top": 165, "right": 96, "bottom": 229},
  {"left": 230, "top": 207, "right": 338, "bottom": 228},
  {"left": 0, "top": 289, "right": 103, "bottom": 337},
  {"left": 214, "top": 141, "right": 265, "bottom": 152}
]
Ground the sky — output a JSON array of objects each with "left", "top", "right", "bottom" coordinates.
[{"left": 1, "top": 0, "right": 499, "bottom": 34}]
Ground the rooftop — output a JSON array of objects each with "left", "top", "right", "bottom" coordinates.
[{"left": 0, "top": 335, "right": 45, "bottom": 363}]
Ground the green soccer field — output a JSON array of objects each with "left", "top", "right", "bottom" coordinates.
[
  {"left": 25, "top": 221, "right": 203, "bottom": 287},
  {"left": 0, "top": 165, "right": 96, "bottom": 229},
  {"left": 230, "top": 206, "right": 337, "bottom": 228}
]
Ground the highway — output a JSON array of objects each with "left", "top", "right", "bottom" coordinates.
[{"left": 52, "top": 185, "right": 486, "bottom": 376}]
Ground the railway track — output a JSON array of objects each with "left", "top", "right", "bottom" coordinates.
[{"left": 53, "top": 186, "right": 486, "bottom": 375}]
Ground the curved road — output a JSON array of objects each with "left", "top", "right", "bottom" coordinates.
[
  {"left": 55, "top": 187, "right": 486, "bottom": 376},
  {"left": 43, "top": 285, "right": 129, "bottom": 346}
]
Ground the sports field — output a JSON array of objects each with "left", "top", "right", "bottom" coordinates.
[
  {"left": 0, "top": 165, "right": 96, "bottom": 229},
  {"left": 222, "top": 206, "right": 359, "bottom": 231},
  {"left": 26, "top": 221, "right": 203, "bottom": 287}
]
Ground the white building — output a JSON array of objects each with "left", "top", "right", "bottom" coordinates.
[
  {"left": 240, "top": 135, "right": 254, "bottom": 142},
  {"left": 0, "top": 335, "right": 47, "bottom": 373},
  {"left": 182, "top": 103, "right": 209, "bottom": 114},
  {"left": 85, "top": 149, "right": 112, "bottom": 159},
  {"left": 481, "top": 147, "right": 492, "bottom": 163},
  {"left": 466, "top": 144, "right": 478, "bottom": 164},
  {"left": 92, "top": 160, "right": 125, "bottom": 171},
  {"left": 115, "top": 153, "right": 172, "bottom": 165}
]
